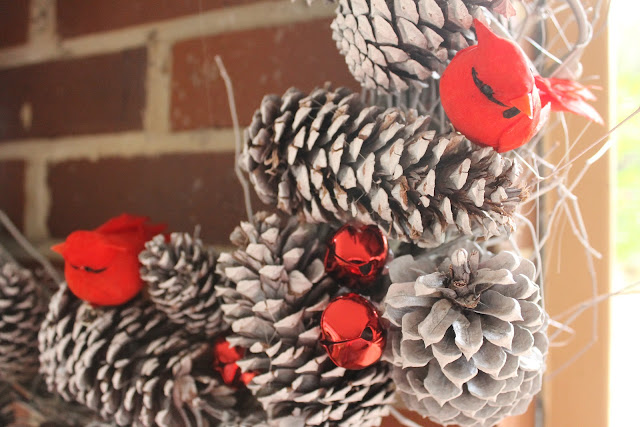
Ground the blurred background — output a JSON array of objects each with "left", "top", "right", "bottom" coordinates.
[{"left": 610, "top": 0, "right": 640, "bottom": 426}]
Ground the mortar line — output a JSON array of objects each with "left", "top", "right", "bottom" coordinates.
[
  {"left": 144, "top": 34, "right": 172, "bottom": 133},
  {"left": 0, "top": 0, "right": 336, "bottom": 69},
  {"left": 28, "top": 0, "right": 57, "bottom": 45},
  {"left": 23, "top": 157, "right": 49, "bottom": 240},
  {"left": 0, "top": 129, "right": 237, "bottom": 163}
]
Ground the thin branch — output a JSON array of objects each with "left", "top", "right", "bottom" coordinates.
[
  {"left": 389, "top": 407, "right": 424, "bottom": 427},
  {"left": 0, "top": 209, "right": 62, "bottom": 284},
  {"left": 214, "top": 55, "right": 253, "bottom": 222}
]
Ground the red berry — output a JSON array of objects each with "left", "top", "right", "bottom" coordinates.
[{"left": 212, "top": 336, "right": 255, "bottom": 387}]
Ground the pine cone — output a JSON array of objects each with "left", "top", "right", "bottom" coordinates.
[
  {"left": 331, "top": 0, "right": 504, "bottom": 91},
  {"left": 0, "top": 260, "right": 47, "bottom": 384},
  {"left": 242, "top": 86, "right": 524, "bottom": 248},
  {"left": 140, "top": 232, "right": 224, "bottom": 338},
  {"left": 216, "top": 212, "right": 395, "bottom": 426},
  {"left": 38, "top": 286, "right": 243, "bottom": 427},
  {"left": 383, "top": 247, "right": 548, "bottom": 427}
]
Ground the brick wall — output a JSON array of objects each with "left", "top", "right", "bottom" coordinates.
[{"left": 0, "top": 0, "right": 358, "bottom": 248}]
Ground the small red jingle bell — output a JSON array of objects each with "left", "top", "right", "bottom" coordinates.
[
  {"left": 324, "top": 224, "right": 388, "bottom": 289},
  {"left": 212, "top": 336, "right": 256, "bottom": 387},
  {"left": 320, "top": 293, "right": 386, "bottom": 370}
]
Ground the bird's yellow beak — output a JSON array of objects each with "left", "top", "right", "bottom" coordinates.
[{"left": 509, "top": 92, "right": 534, "bottom": 119}]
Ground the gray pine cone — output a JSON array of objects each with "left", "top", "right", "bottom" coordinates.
[
  {"left": 331, "top": 0, "right": 504, "bottom": 91},
  {"left": 383, "top": 247, "right": 548, "bottom": 427},
  {"left": 0, "top": 260, "right": 47, "bottom": 384},
  {"left": 38, "top": 286, "right": 242, "bottom": 427},
  {"left": 216, "top": 212, "right": 395, "bottom": 426},
  {"left": 140, "top": 232, "right": 224, "bottom": 338},
  {"left": 242, "top": 86, "right": 524, "bottom": 248}
]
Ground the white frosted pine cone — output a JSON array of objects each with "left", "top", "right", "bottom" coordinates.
[
  {"left": 243, "top": 86, "right": 525, "bottom": 248},
  {"left": 38, "top": 285, "right": 244, "bottom": 427},
  {"left": 216, "top": 212, "right": 395, "bottom": 426},
  {"left": 331, "top": 0, "right": 506, "bottom": 91},
  {"left": 140, "top": 232, "right": 224, "bottom": 338},
  {"left": 0, "top": 259, "right": 47, "bottom": 384},
  {"left": 383, "top": 247, "right": 548, "bottom": 427}
]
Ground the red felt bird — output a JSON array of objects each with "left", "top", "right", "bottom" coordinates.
[
  {"left": 51, "top": 214, "right": 167, "bottom": 306},
  {"left": 440, "top": 19, "right": 602, "bottom": 153}
]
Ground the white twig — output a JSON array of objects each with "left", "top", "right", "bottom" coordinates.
[
  {"left": 214, "top": 55, "right": 253, "bottom": 222},
  {"left": 587, "top": 105, "right": 640, "bottom": 165},
  {"left": 0, "top": 209, "right": 62, "bottom": 284},
  {"left": 547, "top": 280, "right": 640, "bottom": 380},
  {"left": 389, "top": 407, "right": 424, "bottom": 427}
]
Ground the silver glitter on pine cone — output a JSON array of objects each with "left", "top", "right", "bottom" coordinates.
[
  {"left": 331, "top": 0, "right": 505, "bottom": 91},
  {"left": 140, "top": 232, "right": 224, "bottom": 338},
  {"left": 242, "top": 86, "right": 524, "bottom": 248},
  {"left": 216, "top": 212, "right": 394, "bottom": 426},
  {"left": 0, "top": 260, "right": 47, "bottom": 384},
  {"left": 383, "top": 247, "right": 548, "bottom": 427},
  {"left": 38, "top": 286, "right": 241, "bottom": 427}
]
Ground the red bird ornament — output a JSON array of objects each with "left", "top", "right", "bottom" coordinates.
[
  {"left": 52, "top": 214, "right": 166, "bottom": 306},
  {"left": 440, "top": 19, "right": 602, "bottom": 153}
]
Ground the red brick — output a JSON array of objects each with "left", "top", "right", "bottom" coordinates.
[
  {"left": 0, "top": 0, "right": 29, "bottom": 48},
  {"left": 170, "top": 19, "right": 358, "bottom": 130},
  {"left": 48, "top": 153, "right": 264, "bottom": 245},
  {"left": 0, "top": 48, "right": 146, "bottom": 141},
  {"left": 57, "top": 0, "right": 265, "bottom": 38},
  {"left": 0, "top": 160, "right": 25, "bottom": 232}
]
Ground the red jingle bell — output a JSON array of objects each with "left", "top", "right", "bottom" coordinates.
[
  {"left": 324, "top": 224, "right": 388, "bottom": 289},
  {"left": 320, "top": 293, "right": 386, "bottom": 370},
  {"left": 212, "top": 336, "right": 256, "bottom": 387}
]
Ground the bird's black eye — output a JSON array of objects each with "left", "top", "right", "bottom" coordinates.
[
  {"left": 70, "top": 264, "right": 80, "bottom": 270},
  {"left": 82, "top": 266, "right": 108, "bottom": 274},
  {"left": 503, "top": 107, "right": 521, "bottom": 119},
  {"left": 471, "top": 68, "right": 507, "bottom": 107}
]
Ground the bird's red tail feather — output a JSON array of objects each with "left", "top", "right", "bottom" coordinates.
[{"left": 535, "top": 76, "right": 604, "bottom": 125}]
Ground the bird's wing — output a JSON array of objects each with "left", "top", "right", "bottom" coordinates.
[
  {"left": 96, "top": 213, "right": 149, "bottom": 233},
  {"left": 96, "top": 213, "right": 167, "bottom": 241}
]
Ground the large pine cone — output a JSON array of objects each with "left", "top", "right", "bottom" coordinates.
[
  {"left": 242, "top": 86, "right": 524, "bottom": 248},
  {"left": 331, "top": 0, "right": 505, "bottom": 91},
  {"left": 0, "top": 260, "right": 47, "bottom": 384},
  {"left": 216, "top": 212, "right": 395, "bottom": 426},
  {"left": 140, "top": 232, "right": 224, "bottom": 338},
  {"left": 383, "top": 247, "right": 548, "bottom": 427},
  {"left": 38, "top": 286, "right": 242, "bottom": 427}
]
